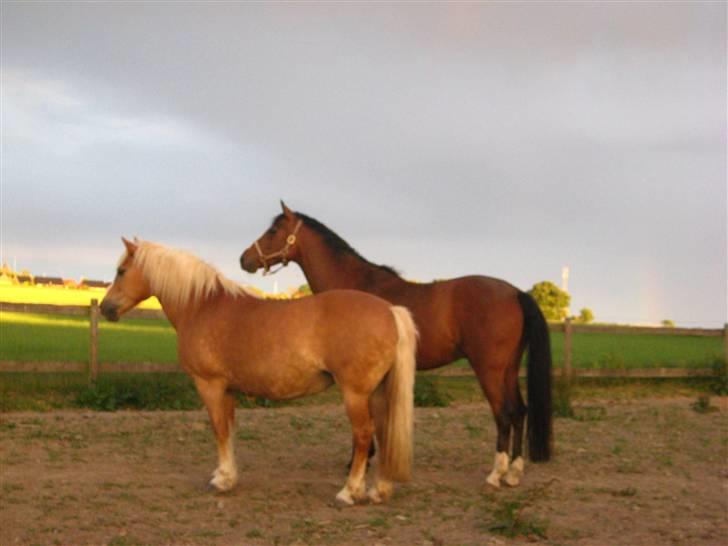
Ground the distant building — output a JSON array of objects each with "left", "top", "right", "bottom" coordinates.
[
  {"left": 15, "top": 274, "right": 33, "bottom": 285},
  {"left": 80, "top": 279, "right": 111, "bottom": 289},
  {"left": 34, "top": 276, "right": 65, "bottom": 286}
]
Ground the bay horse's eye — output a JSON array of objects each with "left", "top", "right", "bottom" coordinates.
[{"left": 117, "top": 268, "right": 125, "bottom": 277}]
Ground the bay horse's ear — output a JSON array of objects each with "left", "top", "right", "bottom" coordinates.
[
  {"left": 122, "top": 237, "right": 138, "bottom": 256},
  {"left": 280, "top": 200, "right": 294, "bottom": 219}
]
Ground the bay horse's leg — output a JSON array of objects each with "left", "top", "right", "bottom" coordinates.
[
  {"left": 503, "top": 369, "right": 527, "bottom": 487},
  {"left": 193, "top": 376, "right": 238, "bottom": 492},
  {"left": 336, "top": 390, "right": 374, "bottom": 506},
  {"left": 468, "top": 351, "right": 520, "bottom": 488}
]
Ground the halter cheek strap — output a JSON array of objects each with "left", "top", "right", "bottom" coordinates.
[{"left": 254, "top": 219, "right": 303, "bottom": 276}]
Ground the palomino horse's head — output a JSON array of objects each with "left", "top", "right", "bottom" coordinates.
[
  {"left": 240, "top": 201, "right": 302, "bottom": 275},
  {"left": 100, "top": 238, "right": 152, "bottom": 322}
]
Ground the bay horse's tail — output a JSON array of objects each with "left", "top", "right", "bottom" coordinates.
[
  {"left": 518, "top": 291, "right": 553, "bottom": 462},
  {"left": 377, "top": 306, "right": 418, "bottom": 482}
]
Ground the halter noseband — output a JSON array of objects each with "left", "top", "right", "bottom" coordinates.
[{"left": 254, "top": 219, "right": 303, "bottom": 276}]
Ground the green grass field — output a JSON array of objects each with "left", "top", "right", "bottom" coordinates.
[
  {"left": 1, "top": 284, "right": 725, "bottom": 411},
  {"left": 1, "top": 310, "right": 723, "bottom": 368},
  {"left": 0, "top": 311, "right": 176, "bottom": 363}
]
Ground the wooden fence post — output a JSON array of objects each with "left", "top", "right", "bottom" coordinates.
[
  {"left": 89, "top": 299, "right": 99, "bottom": 383},
  {"left": 563, "top": 317, "right": 573, "bottom": 382},
  {"left": 724, "top": 323, "right": 728, "bottom": 372}
]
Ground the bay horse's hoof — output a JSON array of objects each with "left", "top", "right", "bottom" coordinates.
[
  {"left": 486, "top": 451, "right": 510, "bottom": 488},
  {"left": 503, "top": 456, "right": 524, "bottom": 487}
]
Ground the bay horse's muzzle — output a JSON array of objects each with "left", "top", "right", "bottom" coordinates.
[{"left": 239, "top": 249, "right": 259, "bottom": 273}]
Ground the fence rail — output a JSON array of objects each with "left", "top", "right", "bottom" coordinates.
[{"left": 1, "top": 301, "right": 726, "bottom": 382}]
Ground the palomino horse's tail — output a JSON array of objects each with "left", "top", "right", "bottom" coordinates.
[
  {"left": 518, "top": 291, "right": 553, "bottom": 462},
  {"left": 377, "top": 305, "right": 418, "bottom": 482}
]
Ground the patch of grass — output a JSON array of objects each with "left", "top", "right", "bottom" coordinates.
[
  {"left": 573, "top": 405, "right": 607, "bottom": 422},
  {"left": 368, "top": 516, "right": 389, "bottom": 528},
  {"left": 482, "top": 481, "right": 553, "bottom": 540},
  {"left": 236, "top": 429, "right": 259, "bottom": 442},
  {"left": 709, "top": 358, "right": 728, "bottom": 395},
  {"left": 612, "top": 487, "right": 638, "bottom": 497},
  {"left": 691, "top": 395, "right": 718, "bottom": 414},
  {"left": 553, "top": 377, "right": 575, "bottom": 418},
  {"left": 108, "top": 536, "right": 144, "bottom": 546},
  {"left": 74, "top": 374, "right": 201, "bottom": 411},
  {"left": 0, "top": 371, "right": 720, "bottom": 413},
  {"left": 414, "top": 374, "right": 451, "bottom": 407},
  {"left": 485, "top": 495, "right": 549, "bottom": 539}
]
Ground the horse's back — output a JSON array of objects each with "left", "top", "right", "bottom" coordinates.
[
  {"left": 372, "top": 275, "right": 522, "bottom": 368},
  {"left": 308, "top": 289, "right": 400, "bottom": 356}
]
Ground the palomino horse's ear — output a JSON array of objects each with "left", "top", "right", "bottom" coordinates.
[
  {"left": 122, "top": 237, "right": 138, "bottom": 256},
  {"left": 280, "top": 200, "right": 294, "bottom": 219}
]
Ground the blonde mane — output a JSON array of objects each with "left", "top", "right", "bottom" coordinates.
[{"left": 124, "top": 240, "right": 257, "bottom": 308}]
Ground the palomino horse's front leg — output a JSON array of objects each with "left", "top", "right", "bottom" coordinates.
[
  {"left": 194, "top": 377, "right": 238, "bottom": 492},
  {"left": 337, "top": 391, "right": 374, "bottom": 506}
]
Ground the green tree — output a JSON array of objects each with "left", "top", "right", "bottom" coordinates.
[
  {"left": 528, "top": 281, "right": 571, "bottom": 321},
  {"left": 661, "top": 319, "right": 675, "bottom": 328},
  {"left": 577, "top": 308, "right": 594, "bottom": 324},
  {"left": 296, "top": 284, "right": 312, "bottom": 297}
]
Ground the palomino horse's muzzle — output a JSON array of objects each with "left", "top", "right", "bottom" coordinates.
[{"left": 99, "top": 300, "right": 120, "bottom": 322}]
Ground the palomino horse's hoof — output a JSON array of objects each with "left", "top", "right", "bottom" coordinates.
[
  {"left": 335, "top": 488, "right": 356, "bottom": 506},
  {"left": 367, "top": 480, "right": 393, "bottom": 504},
  {"left": 485, "top": 474, "right": 501, "bottom": 488},
  {"left": 209, "top": 468, "right": 238, "bottom": 493},
  {"left": 335, "top": 485, "right": 368, "bottom": 506},
  {"left": 367, "top": 487, "right": 388, "bottom": 504}
]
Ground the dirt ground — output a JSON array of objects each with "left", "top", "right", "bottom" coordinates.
[{"left": 1, "top": 398, "right": 726, "bottom": 546}]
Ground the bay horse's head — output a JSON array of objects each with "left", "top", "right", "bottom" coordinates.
[
  {"left": 240, "top": 201, "right": 302, "bottom": 275},
  {"left": 100, "top": 238, "right": 152, "bottom": 322}
]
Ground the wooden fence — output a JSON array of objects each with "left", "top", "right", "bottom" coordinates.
[{"left": 1, "top": 301, "right": 726, "bottom": 383}]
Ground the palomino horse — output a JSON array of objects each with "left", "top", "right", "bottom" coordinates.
[
  {"left": 241, "top": 203, "right": 552, "bottom": 488},
  {"left": 100, "top": 238, "right": 418, "bottom": 505}
]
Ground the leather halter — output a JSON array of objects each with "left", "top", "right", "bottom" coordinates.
[{"left": 253, "top": 219, "right": 303, "bottom": 276}]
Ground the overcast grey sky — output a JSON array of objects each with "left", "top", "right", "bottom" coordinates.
[{"left": 2, "top": 1, "right": 726, "bottom": 326}]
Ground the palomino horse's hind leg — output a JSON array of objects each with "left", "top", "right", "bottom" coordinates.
[
  {"left": 346, "top": 440, "right": 376, "bottom": 472},
  {"left": 366, "top": 383, "right": 393, "bottom": 504},
  {"left": 194, "top": 377, "right": 238, "bottom": 492},
  {"left": 336, "top": 391, "right": 374, "bottom": 505}
]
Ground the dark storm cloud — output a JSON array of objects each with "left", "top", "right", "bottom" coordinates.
[{"left": 1, "top": 1, "right": 725, "bottom": 325}]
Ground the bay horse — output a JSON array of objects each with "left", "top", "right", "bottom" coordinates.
[
  {"left": 100, "top": 238, "right": 418, "bottom": 505},
  {"left": 240, "top": 202, "right": 552, "bottom": 488}
]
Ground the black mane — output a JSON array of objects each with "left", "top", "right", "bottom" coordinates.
[{"left": 274, "top": 212, "right": 401, "bottom": 277}]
